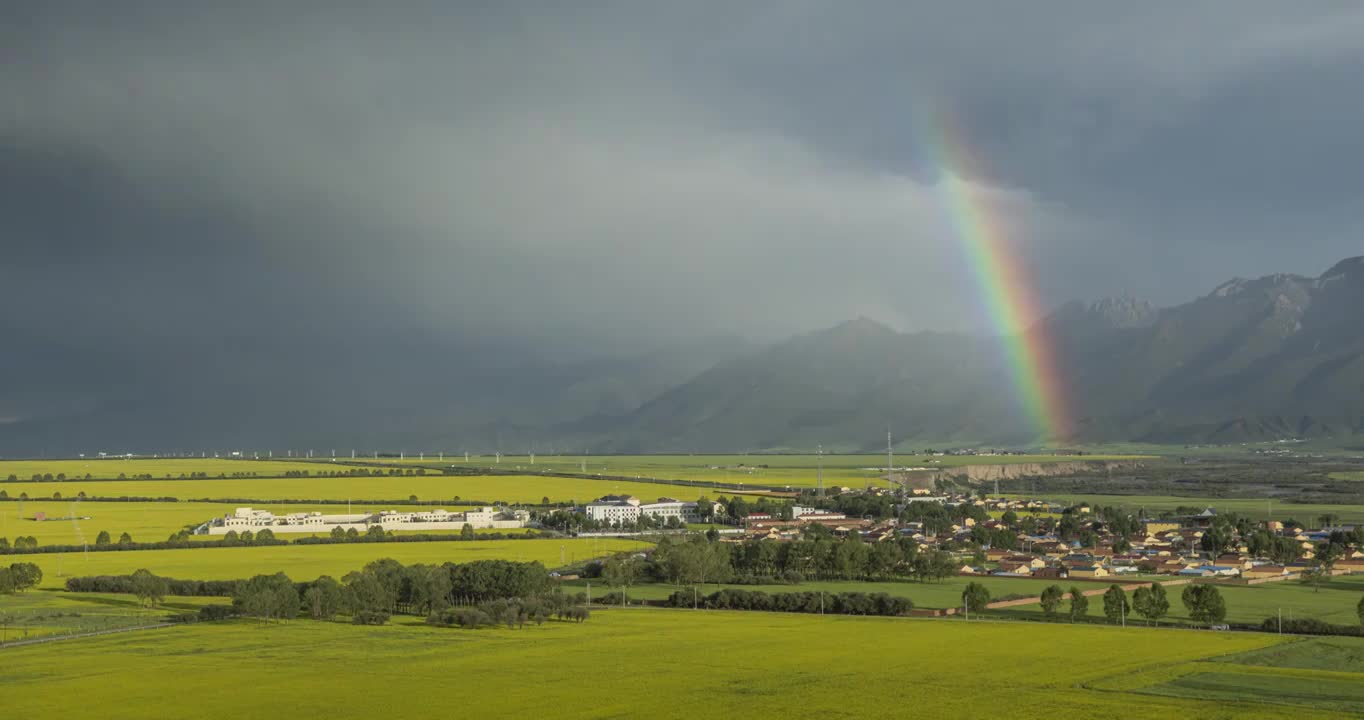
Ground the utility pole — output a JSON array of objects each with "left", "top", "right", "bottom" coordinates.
[
  {"left": 885, "top": 427, "right": 894, "bottom": 491},
  {"left": 817, "top": 445, "right": 824, "bottom": 498}
]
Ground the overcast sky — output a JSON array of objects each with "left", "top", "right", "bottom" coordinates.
[{"left": 4, "top": 2, "right": 1364, "bottom": 445}]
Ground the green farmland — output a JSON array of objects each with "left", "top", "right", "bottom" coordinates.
[
  {"left": 1092, "top": 636, "right": 1364, "bottom": 716},
  {"left": 1021, "top": 493, "right": 1364, "bottom": 524},
  {"left": 999, "top": 575, "right": 1364, "bottom": 627},
  {"left": 0, "top": 591, "right": 219, "bottom": 643},
  {"left": 17, "top": 538, "right": 647, "bottom": 589},
  {"left": 2, "top": 610, "right": 1324, "bottom": 719},
  {"left": 366, "top": 453, "right": 1153, "bottom": 488},
  {"left": 0, "top": 501, "right": 477, "bottom": 547},
  {"left": 0, "top": 474, "right": 724, "bottom": 505},
  {"left": 567, "top": 576, "right": 1082, "bottom": 609},
  {"left": 0, "top": 458, "right": 386, "bottom": 481}
]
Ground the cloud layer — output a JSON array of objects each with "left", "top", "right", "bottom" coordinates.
[{"left": 5, "top": 2, "right": 1364, "bottom": 448}]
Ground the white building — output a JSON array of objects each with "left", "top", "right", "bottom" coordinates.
[
  {"left": 585, "top": 498, "right": 641, "bottom": 524},
  {"left": 199, "top": 506, "right": 528, "bottom": 535},
  {"left": 584, "top": 496, "right": 700, "bottom": 525}
]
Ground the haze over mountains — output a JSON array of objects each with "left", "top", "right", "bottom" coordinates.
[
  {"left": 5, "top": 257, "right": 1364, "bottom": 456},
  {"left": 573, "top": 255, "right": 1364, "bottom": 452}
]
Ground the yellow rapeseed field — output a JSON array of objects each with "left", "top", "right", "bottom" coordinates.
[
  {"left": 21, "top": 537, "right": 646, "bottom": 588},
  {"left": 1, "top": 610, "right": 1333, "bottom": 719},
  {"left": 0, "top": 474, "right": 721, "bottom": 504}
]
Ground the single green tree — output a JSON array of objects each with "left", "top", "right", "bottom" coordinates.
[
  {"left": 461, "top": 523, "right": 476, "bottom": 540},
  {"left": 130, "top": 569, "right": 170, "bottom": 608},
  {"left": 1039, "top": 585, "right": 1064, "bottom": 618},
  {"left": 961, "top": 582, "right": 991, "bottom": 617},
  {"left": 117, "top": 532, "right": 133, "bottom": 545},
  {"left": 1304, "top": 543, "right": 1344, "bottom": 593},
  {"left": 602, "top": 554, "right": 641, "bottom": 607},
  {"left": 1068, "top": 586, "right": 1089, "bottom": 623},
  {"left": 1181, "top": 584, "right": 1227, "bottom": 626},
  {"left": 95, "top": 530, "right": 112, "bottom": 546},
  {"left": 1102, "top": 585, "right": 1130, "bottom": 625},
  {"left": 7, "top": 562, "right": 42, "bottom": 593}
]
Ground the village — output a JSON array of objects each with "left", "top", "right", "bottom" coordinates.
[{"left": 561, "top": 488, "right": 1364, "bottom": 586}]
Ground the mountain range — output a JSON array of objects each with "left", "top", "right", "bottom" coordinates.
[
  {"left": 6, "top": 257, "right": 1364, "bottom": 455},
  {"left": 560, "top": 256, "right": 1364, "bottom": 451}
]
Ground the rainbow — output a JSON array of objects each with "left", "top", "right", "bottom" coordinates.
[{"left": 923, "top": 113, "right": 1072, "bottom": 442}]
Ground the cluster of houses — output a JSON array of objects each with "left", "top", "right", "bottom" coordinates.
[
  {"left": 739, "top": 493, "right": 1364, "bottom": 583},
  {"left": 196, "top": 506, "right": 530, "bottom": 535}
]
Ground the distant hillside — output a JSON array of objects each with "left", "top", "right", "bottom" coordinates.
[{"left": 574, "top": 256, "right": 1364, "bottom": 451}]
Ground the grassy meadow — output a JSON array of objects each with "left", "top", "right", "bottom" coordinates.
[
  {"left": 1092, "top": 636, "right": 1364, "bottom": 715},
  {"left": 0, "top": 458, "right": 385, "bottom": 480},
  {"left": 0, "top": 474, "right": 725, "bottom": 505},
  {"left": 999, "top": 574, "right": 1364, "bottom": 627},
  {"left": 0, "top": 591, "right": 220, "bottom": 643},
  {"left": 566, "top": 576, "right": 1082, "bottom": 609},
  {"left": 17, "top": 538, "right": 647, "bottom": 589},
  {"left": 364, "top": 453, "right": 1153, "bottom": 488},
  {"left": 0, "top": 501, "right": 485, "bottom": 546},
  {"left": 1, "top": 609, "right": 1319, "bottom": 720},
  {"left": 1017, "top": 493, "right": 1364, "bottom": 523}
]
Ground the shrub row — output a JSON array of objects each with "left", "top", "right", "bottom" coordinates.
[
  {"left": 664, "top": 588, "right": 914, "bottom": 616},
  {"left": 2, "top": 536, "right": 288, "bottom": 556},
  {"left": 65, "top": 575, "right": 252, "bottom": 597},
  {"left": 1259, "top": 617, "right": 1362, "bottom": 637}
]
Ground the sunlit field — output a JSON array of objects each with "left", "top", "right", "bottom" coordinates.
[
  {"left": 19, "top": 538, "right": 648, "bottom": 589},
  {"left": 563, "top": 575, "right": 1087, "bottom": 609},
  {"left": 3, "top": 610, "right": 1325, "bottom": 720},
  {"left": 1000, "top": 574, "right": 1364, "bottom": 627},
  {"left": 0, "top": 458, "right": 385, "bottom": 480},
  {"left": 0, "top": 474, "right": 727, "bottom": 505},
  {"left": 0, "top": 591, "right": 220, "bottom": 643},
  {"left": 0, "top": 501, "right": 479, "bottom": 546},
  {"left": 1018, "top": 493, "right": 1364, "bottom": 523},
  {"left": 362, "top": 453, "right": 1153, "bottom": 488}
]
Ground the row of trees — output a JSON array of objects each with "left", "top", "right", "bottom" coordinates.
[
  {"left": 665, "top": 588, "right": 914, "bottom": 616},
  {"left": 229, "top": 558, "right": 562, "bottom": 625},
  {"left": 633, "top": 532, "right": 961, "bottom": 588},
  {"left": 0, "top": 537, "right": 38, "bottom": 550},
  {"left": 1032, "top": 582, "right": 1225, "bottom": 626},
  {"left": 94, "top": 531, "right": 135, "bottom": 546},
  {"left": 3, "top": 532, "right": 287, "bottom": 556},
  {"left": 5, "top": 525, "right": 546, "bottom": 555},
  {"left": 426, "top": 596, "right": 589, "bottom": 629}
]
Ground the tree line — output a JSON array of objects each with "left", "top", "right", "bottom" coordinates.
[
  {"left": 2, "top": 525, "right": 548, "bottom": 555},
  {"left": 67, "top": 558, "right": 582, "bottom": 629},
  {"left": 0, "top": 467, "right": 423, "bottom": 483},
  {"left": 664, "top": 588, "right": 914, "bottom": 616},
  {"left": 627, "top": 530, "right": 960, "bottom": 588}
]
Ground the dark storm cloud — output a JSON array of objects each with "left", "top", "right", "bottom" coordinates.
[{"left": 4, "top": 1, "right": 1364, "bottom": 447}]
